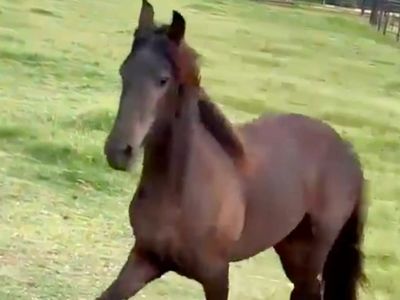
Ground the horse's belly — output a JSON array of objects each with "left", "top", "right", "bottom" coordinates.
[
  {"left": 230, "top": 175, "right": 306, "bottom": 261},
  {"left": 231, "top": 203, "right": 305, "bottom": 261}
]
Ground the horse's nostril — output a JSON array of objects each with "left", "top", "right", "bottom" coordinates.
[{"left": 123, "top": 144, "right": 133, "bottom": 157}]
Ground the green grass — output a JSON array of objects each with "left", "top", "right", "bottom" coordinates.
[{"left": 0, "top": 0, "right": 399, "bottom": 299}]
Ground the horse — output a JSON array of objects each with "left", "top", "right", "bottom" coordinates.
[{"left": 98, "top": 1, "right": 367, "bottom": 299}]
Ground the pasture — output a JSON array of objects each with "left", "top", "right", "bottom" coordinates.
[{"left": 0, "top": 0, "right": 399, "bottom": 299}]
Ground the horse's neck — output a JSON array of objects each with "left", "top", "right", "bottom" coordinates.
[
  {"left": 168, "top": 94, "right": 198, "bottom": 193},
  {"left": 168, "top": 87, "right": 246, "bottom": 174},
  {"left": 141, "top": 95, "right": 198, "bottom": 193},
  {"left": 197, "top": 90, "right": 246, "bottom": 170},
  {"left": 142, "top": 87, "right": 247, "bottom": 191},
  {"left": 141, "top": 118, "right": 172, "bottom": 181}
]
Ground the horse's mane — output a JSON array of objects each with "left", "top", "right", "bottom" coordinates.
[
  {"left": 198, "top": 94, "right": 247, "bottom": 170},
  {"left": 169, "top": 31, "right": 246, "bottom": 169},
  {"left": 174, "top": 41, "right": 201, "bottom": 87},
  {"left": 151, "top": 24, "right": 247, "bottom": 170}
]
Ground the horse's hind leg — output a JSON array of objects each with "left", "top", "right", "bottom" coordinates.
[
  {"left": 274, "top": 215, "right": 339, "bottom": 300},
  {"left": 274, "top": 216, "right": 320, "bottom": 300},
  {"left": 96, "top": 246, "right": 165, "bottom": 300}
]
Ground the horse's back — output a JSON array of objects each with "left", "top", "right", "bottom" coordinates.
[
  {"left": 231, "top": 113, "right": 363, "bottom": 261},
  {"left": 248, "top": 112, "right": 363, "bottom": 197},
  {"left": 241, "top": 112, "right": 362, "bottom": 190}
]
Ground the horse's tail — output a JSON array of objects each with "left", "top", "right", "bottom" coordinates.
[{"left": 322, "top": 185, "right": 367, "bottom": 300}]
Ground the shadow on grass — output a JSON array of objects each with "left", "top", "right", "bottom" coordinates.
[
  {"left": 0, "top": 48, "right": 106, "bottom": 83},
  {"left": 29, "top": 7, "right": 61, "bottom": 18},
  {"left": 0, "top": 125, "right": 35, "bottom": 141},
  {"left": 383, "top": 81, "right": 400, "bottom": 96},
  {"left": 185, "top": 0, "right": 228, "bottom": 15},
  {"left": 0, "top": 33, "right": 25, "bottom": 45},
  {"left": 65, "top": 109, "right": 115, "bottom": 132},
  {"left": 238, "top": 52, "right": 283, "bottom": 68},
  {"left": 0, "top": 49, "right": 59, "bottom": 66},
  {"left": 24, "top": 141, "right": 127, "bottom": 193},
  {"left": 26, "top": 142, "right": 97, "bottom": 166},
  {"left": 260, "top": 43, "right": 310, "bottom": 59},
  {"left": 0, "top": 124, "right": 123, "bottom": 192},
  {"left": 319, "top": 111, "right": 400, "bottom": 135}
]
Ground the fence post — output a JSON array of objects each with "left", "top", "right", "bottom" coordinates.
[{"left": 397, "top": 16, "right": 400, "bottom": 41}]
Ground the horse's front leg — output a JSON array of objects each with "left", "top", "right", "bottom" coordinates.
[
  {"left": 200, "top": 264, "right": 230, "bottom": 300},
  {"left": 96, "top": 247, "right": 164, "bottom": 300}
]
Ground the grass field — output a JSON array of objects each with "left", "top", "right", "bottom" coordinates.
[{"left": 1, "top": 0, "right": 399, "bottom": 299}]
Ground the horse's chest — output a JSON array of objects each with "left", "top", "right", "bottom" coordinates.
[{"left": 130, "top": 200, "right": 185, "bottom": 257}]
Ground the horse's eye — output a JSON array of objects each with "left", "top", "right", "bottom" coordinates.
[{"left": 159, "top": 77, "right": 170, "bottom": 87}]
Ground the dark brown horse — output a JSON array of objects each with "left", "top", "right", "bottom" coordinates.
[{"left": 98, "top": 1, "right": 367, "bottom": 299}]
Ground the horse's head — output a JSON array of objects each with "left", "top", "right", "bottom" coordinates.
[{"left": 104, "top": 0, "right": 199, "bottom": 171}]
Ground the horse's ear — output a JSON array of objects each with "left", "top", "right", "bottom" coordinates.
[
  {"left": 168, "top": 10, "right": 186, "bottom": 44},
  {"left": 138, "top": 0, "right": 154, "bottom": 30}
]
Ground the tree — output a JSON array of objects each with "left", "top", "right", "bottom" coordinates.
[
  {"left": 370, "top": 0, "right": 379, "bottom": 24},
  {"left": 361, "top": 0, "right": 367, "bottom": 15}
]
